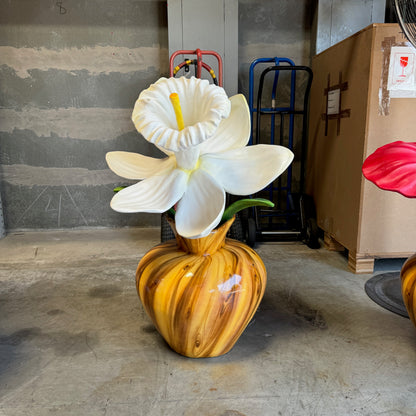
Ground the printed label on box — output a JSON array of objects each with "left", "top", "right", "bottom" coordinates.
[
  {"left": 327, "top": 89, "right": 340, "bottom": 115},
  {"left": 388, "top": 46, "right": 416, "bottom": 95}
]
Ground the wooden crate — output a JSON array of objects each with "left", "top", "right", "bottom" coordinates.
[{"left": 306, "top": 24, "right": 416, "bottom": 273}]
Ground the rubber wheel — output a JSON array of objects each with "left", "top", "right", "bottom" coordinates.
[
  {"left": 299, "top": 194, "right": 320, "bottom": 249},
  {"left": 246, "top": 217, "right": 257, "bottom": 248},
  {"left": 304, "top": 217, "right": 320, "bottom": 249},
  {"left": 227, "top": 214, "right": 245, "bottom": 242},
  {"left": 161, "top": 214, "right": 175, "bottom": 242}
]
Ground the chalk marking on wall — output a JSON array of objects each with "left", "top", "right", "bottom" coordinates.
[
  {"left": 56, "top": 1, "right": 67, "bottom": 14},
  {"left": 15, "top": 186, "right": 49, "bottom": 227},
  {"left": 44, "top": 196, "right": 55, "bottom": 213},
  {"left": 1, "top": 165, "right": 129, "bottom": 187},
  {"left": 64, "top": 185, "right": 88, "bottom": 226},
  {"left": 58, "top": 194, "right": 62, "bottom": 228},
  {"left": 0, "top": 108, "right": 135, "bottom": 141},
  {"left": 0, "top": 45, "right": 169, "bottom": 79}
]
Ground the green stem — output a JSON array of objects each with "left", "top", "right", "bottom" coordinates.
[
  {"left": 113, "top": 186, "right": 126, "bottom": 193},
  {"left": 221, "top": 198, "right": 274, "bottom": 222}
]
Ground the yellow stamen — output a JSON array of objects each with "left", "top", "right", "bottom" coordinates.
[{"left": 169, "top": 92, "right": 185, "bottom": 131}]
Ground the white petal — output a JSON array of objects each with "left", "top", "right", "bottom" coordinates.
[
  {"left": 155, "top": 144, "right": 174, "bottom": 156},
  {"left": 200, "top": 145, "right": 294, "bottom": 195},
  {"left": 132, "top": 77, "right": 231, "bottom": 152},
  {"left": 198, "top": 94, "right": 251, "bottom": 155},
  {"left": 110, "top": 169, "right": 187, "bottom": 213},
  {"left": 175, "top": 169, "right": 225, "bottom": 239},
  {"left": 106, "top": 151, "right": 175, "bottom": 180},
  {"left": 175, "top": 147, "right": 200, "bottom": 171}
]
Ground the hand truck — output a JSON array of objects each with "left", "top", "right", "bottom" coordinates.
[{"left": 246, "top": 58, "right": 319, "bottom": 249}]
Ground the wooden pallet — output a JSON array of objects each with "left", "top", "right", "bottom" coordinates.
[{"left": 324, "top": 232, "right": 375, "bottom": 274}]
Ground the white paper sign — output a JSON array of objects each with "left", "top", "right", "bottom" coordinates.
[
  {"left": 388, "top": 46, "right": 416, "bottom": 94},
  {"left": 327, "top": 89, "right": 340, "bottom": 115}
]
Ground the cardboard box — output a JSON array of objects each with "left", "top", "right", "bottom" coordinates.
[{"left": 306, "top": 24, "right": 416, "bottom": 273}]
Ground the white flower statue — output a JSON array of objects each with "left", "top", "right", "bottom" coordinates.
[{"left": 106, "top": 76, "right": 294, "bottom": 239}]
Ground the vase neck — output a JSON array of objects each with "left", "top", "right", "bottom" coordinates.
[{"left": 168, "top": 217, "right": 235, "bottom": 255}]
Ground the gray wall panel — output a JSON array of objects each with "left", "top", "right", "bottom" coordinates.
[
  {"left": 314, "top": 0, "right": 386, "bottom": 54},
  {"left": 2, "top": 183, "right": 159, "bottom": 230},
  {"left": 0, "top": 131, "right": 162, "bottom": 169},
  {"left": 0, "top": 0, "right": 169, "bottom": 232},
  {"left": 0, "top": 67, "right": 168, "bottom": 110},
  {"left": 0, "top": 0, "right": 168, "bottom": 48},
  {"left": 238, "top": 0, "right": 315, "bottom": 97},
  {"left": 167, "top": 0, "right": 238, "bottom": 96}
]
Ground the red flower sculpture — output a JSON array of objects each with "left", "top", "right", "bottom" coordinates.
[{"left": 362, "top": 141, "right": 416, "bottom": 198}]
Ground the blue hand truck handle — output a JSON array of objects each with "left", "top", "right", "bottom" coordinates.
[{"left": 248, "top": 57, "right": 296, "bottom": 145}]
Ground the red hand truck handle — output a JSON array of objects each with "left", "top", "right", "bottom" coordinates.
[
  {"left": 169, "top": 48, "right": 223, "bottom": 87},
  {"left": 172, "top": 59, "right": 218, "bottom": 85}
]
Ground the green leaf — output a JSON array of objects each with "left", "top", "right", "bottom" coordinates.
[
  {"left": 113, "top": 186, "right": 126, "bottom": 193},
  {"left": 222, "top": 198, "right": 274, "bottom": 222}
]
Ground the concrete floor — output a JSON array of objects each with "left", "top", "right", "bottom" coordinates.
[{"left": 0, "top": 228, "right": 416, "bottom": 416}]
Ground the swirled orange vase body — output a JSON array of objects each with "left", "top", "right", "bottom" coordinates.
[
  {"left": 136, "top": 218, "right": 267, "bottom": 358},
  {"left": 401, "top": 253, "right": 416, "bottom": 327}
]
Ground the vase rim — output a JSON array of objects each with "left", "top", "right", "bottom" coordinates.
[
  {"left": 167, "top": 216, "right": 235, "bottom": 254},
  {"left": 166, "top": 215, "right": 235, "bottom": 237}
]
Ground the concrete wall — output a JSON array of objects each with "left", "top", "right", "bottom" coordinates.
[
  {"left": 238, "top": 0, "right": 315, "bottom": 97},
  {"left": 0, "top": 0, "right": 315, "bottom": 232},
  {"left": 313, "top": 0, "right": 386, "bottom": 55},
  {"left": 0, "top": 0, "right": 169, "bottom": 231}
]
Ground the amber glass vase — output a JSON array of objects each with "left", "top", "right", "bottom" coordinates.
[
  {"left": 136, "top": 217, "right": 267, "bottom": 358},
  {"left": 400, "top": 253, "right": 416, "bottom": 327}
]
